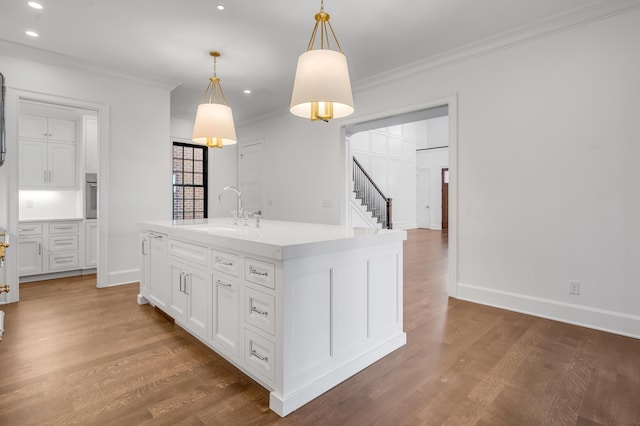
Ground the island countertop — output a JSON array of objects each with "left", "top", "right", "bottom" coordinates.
[{"left": 139, "top": 218, "right": 406, "bottom": 260}]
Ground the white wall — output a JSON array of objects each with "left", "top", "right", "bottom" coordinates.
[
  {"left": 170, "top": 116, "right": 239, "bottom": 218},
  {"left": 0, "top": 52, "right": 172, "bottom": 294},
  {"left": 236, "top": 8, "right": 640, "bottom": 338}
]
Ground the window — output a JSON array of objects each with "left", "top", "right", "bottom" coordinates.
[{"left": 172, "top": 142, "right": 207, "bottom": 219}]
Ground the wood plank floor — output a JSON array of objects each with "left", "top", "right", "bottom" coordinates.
[{"left": 1, "top": 229, "right": 640, "bottom": 425}]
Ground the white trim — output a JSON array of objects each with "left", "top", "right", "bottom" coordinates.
[
  {"left": 457, "top": 282, "right": 640, "bottom": 340},
  {"left": 353, "top": 1, "right": 640, "bottom": 93},
  {"left": 0, "top": 40, "right": 179, "bottom": 91},
  {"left": 107, "top": 268, "right": 140, "bottom": 287}
]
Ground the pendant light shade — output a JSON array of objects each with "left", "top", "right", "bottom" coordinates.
[
  {"left": 290, "top": 1, "right": 354, "bottom": 121},
  {"left": 192, "top": 103, "right": 237, "bottom": 148},
  {"left": 192, "top": 51, "right": 237, "bottom": 148},
  {"left": 290, "top": 49, "right": 354, "bottom": 120}
]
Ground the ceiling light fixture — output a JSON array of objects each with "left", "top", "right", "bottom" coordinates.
[
  {"left": 25, "top": 30, "right": 39, "bottom": 37},
  {"left": 192, "top": 51, "right": 237, "bottom": 149},
  {"left": 290, "top": 0, "right": 353, "bottom": 122},
  {"left": 28, "top": 2, "right": 43, "bottom": 10},
  {"left": 217, "top": 5, "right": 224, "bottom": 10},
  {"left": 243, "top": 89, "right": 251, "bottom": 94}
]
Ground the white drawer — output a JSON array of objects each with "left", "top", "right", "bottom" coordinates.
[
  {"left": 245, "top": 286, "right": 275, "bottom": 336},
  {"left": 245, "top": 258, "right": 275, "bottom": 290},
  {"left": 18, "top": 223, "right": 43, "bottom": 236},
  {"left": 168, "top": 239, "right": 208, "bottom": 266},
  {"left": 49, "top": 235, "right": 79, "bottom": 252},
  {"left": 49, "top": 222, "right": 80, "bottom": 234},
  {"left": 244, "top": 328, "right": 276, "bottom": 384},
  {"left": 49, "top": 252, "right": 79, "bottom": 271},
  {"left": 212, "top": 249, "right": 240, "bottom": 277}
]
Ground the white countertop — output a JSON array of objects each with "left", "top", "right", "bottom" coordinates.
[
  {"left": 19, "top": 217, "right": 84, "bottom": 223},
  {"left": 140, "top": 218, "right": 406, "bottom": 260}
]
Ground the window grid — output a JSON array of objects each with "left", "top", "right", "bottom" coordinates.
[{"left": 173, "top": 142, "right": 207, "bottom": 220}]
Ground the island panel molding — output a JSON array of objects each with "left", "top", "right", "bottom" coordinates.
[{"left": 139, "top": 218, "right": 406, "bottom": 416}]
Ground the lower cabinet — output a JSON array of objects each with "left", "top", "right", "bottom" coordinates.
[
  {"left": 18, "top": 237, "right": 43, "bottom": 275},
  {"left": 145, "top": 232, "right": 170, "bottom": 311},
  {"left": 169, "top": 258, "right": 210, "bottom": 341},
  {"left": 212, "top": 272, "right": 239, "bottom": 358}
]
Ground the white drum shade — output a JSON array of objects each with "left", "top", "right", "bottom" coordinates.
[
  {"left": 192, "top": 103, "right": 237, "bottom": 146},
  {"left": 290, "top": 49, "right": 354, "bottom": 119}
]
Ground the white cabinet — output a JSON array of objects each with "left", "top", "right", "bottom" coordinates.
[
  {"left": 169, "top": 258, "right": 211, "bottom": 341},
  {"left": 84, "top": 221, "right": 98, "bottom": 268},
  {"left": 19, "top": 114, "right": 76, "bottom": 142},
  {"left": 19, "top": 140, "right": 76, "bottom": 188},
  {"left": 18, "top": 237, "right": 43, "bottom": 276},
  {"left": 143, "top": 232, "right": 170, "bottom": 311},
  {"left": 212, "top": 273, "right": 240, "bottom": 358},
  {"left": 84, "top": 116, "right": 99, "bottom": 173},
  {"left": 19, "top": 113, "right": 77, "bottom": 189},
  {"left": 19, "top": 220, "right": 83, "bottom": 278}
]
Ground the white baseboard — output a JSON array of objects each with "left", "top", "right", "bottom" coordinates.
[
  {"left": 105, "top": 268, "right": 140, "bottom": 288},
  {"left": 456, "top": 282, "right": 640, "bottom": 339}
]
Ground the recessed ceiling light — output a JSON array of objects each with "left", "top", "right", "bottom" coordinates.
[
  {"left": 217, "top": 5, "right": 224, "bottom": 10},
  {"left": 243, "top": 89, "right": 251, "bottom": 94},
  {"left": 28, "top": 2, "right": 43, "bottom": 9},
  {"left": 25, "top": 30, "right": 39, "bottom": 37}
]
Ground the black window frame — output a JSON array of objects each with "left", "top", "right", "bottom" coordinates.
[{"left": 172, "top": 141, "right": 208, "bottom": 220}]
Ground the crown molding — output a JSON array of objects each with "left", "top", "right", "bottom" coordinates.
[
  {"left": 0, "top": 39, "right": 180, "bottom": 91},
  {"left": 353, "top": 0, "right": 640, "bottom": 92}
]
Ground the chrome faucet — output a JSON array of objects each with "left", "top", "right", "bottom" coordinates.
[{"left": 218, "top": 186, "right": 243, "bottom": 224}]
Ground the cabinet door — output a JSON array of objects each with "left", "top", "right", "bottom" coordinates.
[
  {"left": 18, "top": 237, "right": 43, "bottom": 276},
  {"left": 19, "top": 140, "right": 47, "bottom": 188},
  {"left": 169, "top": 260, "right": 188, "bottom": 322},
  {"left": 84, "top": 117, "right": 98, "bottom": 172},
  {"left": 148, "top": 234, "right": 170, "bottom": 311},
  {"left": 212, "top": 273, "right": 239, "bottom": 357},
  {"left": 19, "top": 115, "right": 48, "bottom": 139},
  {"left": 186, "top": 266, "right": 211, "bottom": 340},
  {"left": 85, "top": 221, "right": 98, "bottom": 268},
  {"left": 48, "top": 142, "right": 76, "bottom": 188},
  {"left": 48, "top": 118, "right": 76, "bottom": 142}
]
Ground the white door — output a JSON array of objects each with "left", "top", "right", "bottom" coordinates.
[
  {"left": 416, "top": 169, "right": 431, "bottom": 229},
  {"left": 186, "top": 266, "right": 210, "bottom": 340},
  {"left": 238, "top": 142, "right": 263, "bottom": 216},
  {"left": 19, "top": 140, "right": 47, "bottom": 187},
  {"left": 18, "top": 237, "right": 43, "bottom": 275}
]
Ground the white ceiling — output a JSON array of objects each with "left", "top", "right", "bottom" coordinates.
[{"left": 1, "top": 0, "right": 635, "bottom": 125}]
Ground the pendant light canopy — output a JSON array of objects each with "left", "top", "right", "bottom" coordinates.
[
  {"left": 192, "top": 51, "right": 237, "bottom": 148},
  {"left": 290, "top": 0, "right": 354, "bottom": 122}
]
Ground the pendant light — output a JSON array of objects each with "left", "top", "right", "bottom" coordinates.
[
  {"left": 290, "top": 0, "right": 354, "bottom": 122},
  {"left": 192, "top": 51, "right": 237, "bottom": 148}
]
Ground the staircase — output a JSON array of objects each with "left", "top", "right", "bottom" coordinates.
[{"left": 352, "top": 157, "right": 393, "bottom": 229}]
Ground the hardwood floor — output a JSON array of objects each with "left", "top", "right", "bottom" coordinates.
[{"left": 1, "top": 229, "right": 639, "bottom": 425}]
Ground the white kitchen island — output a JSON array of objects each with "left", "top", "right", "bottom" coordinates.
[{"left": 138, "top": 218, "right": 407, "bottom": 416}]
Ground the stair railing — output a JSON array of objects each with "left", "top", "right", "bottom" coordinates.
[{"left": 352, "top": 157, "right": 393, "bottom": 229}]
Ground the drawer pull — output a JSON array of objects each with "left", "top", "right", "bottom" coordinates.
[
  {"left": 216, "top": 257, "right": 233, "bottom": 267},
  {"left": 56, "top": 242, "right": 74, "bottom": 246},
  {"left": 250, "top": 306, "right": 268, "bottom": 316},
  {"left": 20, "top": 227, "right": 36, "bottom": 232},
  {"left": 55, "top": 226, "right": 73, "bottom": 230},
  {"left": 216, "top": 279, "right": 232, "bottom": 288},
  {"left": 56, "top": 258, "right": 74, "bottom": 264},
  {"left": 251, "top": 350, "right": 268, "bottom": 362},
  {"left": 249, "top": 266, "right": 268, "bottom": 277}
]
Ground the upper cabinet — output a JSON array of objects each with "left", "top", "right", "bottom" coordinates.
[
  {"left": 19, "top": 114, "right": 78, "bottom": 189},
  {"left": 84, "top": 116, "right": 98, "bottom": 173},
  {"left": 20, "top": 114, "right": 77, "bottom": 143}
]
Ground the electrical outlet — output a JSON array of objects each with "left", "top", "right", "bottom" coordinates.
[{"left": 569, "top": 280, "right": 580, "bottom": 295}]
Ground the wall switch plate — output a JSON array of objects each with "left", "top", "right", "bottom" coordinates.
[
  {"left": 569, "top": 280, "right": 580, "bottom": 295},
  {"left": 322, "top": 200, "right": 332, "bottom": 208}
]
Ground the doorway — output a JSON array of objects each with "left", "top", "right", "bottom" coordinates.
[
  {"left": 341, "top": 94, "right": 458, "bottom": 297},
  {"left": 441, "top": 168, "right": 449, "bottom": 230},
  {"left": 238, "top": 141, "right": 264, "bottom": 217},
  {"left": 17, "top": 99, "right": 100, "bottom": 285}
]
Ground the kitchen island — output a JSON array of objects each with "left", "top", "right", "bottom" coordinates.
[{"left": 138, "top": 218, "right": 406, "bottom": 416}]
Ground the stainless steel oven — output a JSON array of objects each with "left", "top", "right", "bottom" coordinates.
[{"left": 85, "top": 173, "right": 97, "bottom": 219}]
